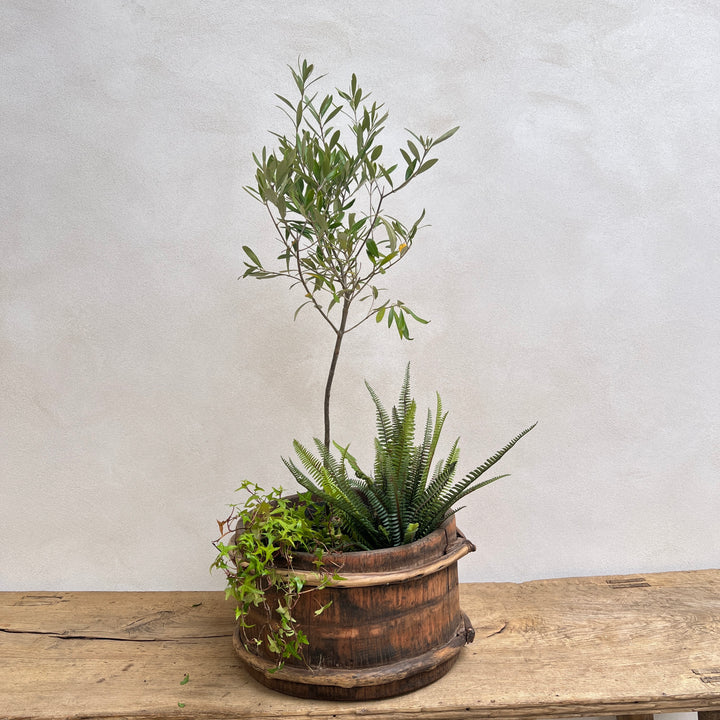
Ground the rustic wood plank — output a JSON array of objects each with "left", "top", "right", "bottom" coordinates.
[
  {"left": 2, "top": 570, "right": 720, "bottom": 720},
  {"left": 617, "top": 714, "right": 654, "bottom": 720}
]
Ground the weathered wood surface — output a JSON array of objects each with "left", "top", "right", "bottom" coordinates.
[{"left": 2, "top": 570, "right": 720, "bottom": 720}]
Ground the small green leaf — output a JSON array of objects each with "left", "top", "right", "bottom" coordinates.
[
  {"left": 351, "top": 216, "right": 368, "bottom": 233},
  {"left": 380, "top": 218, "right": 398, "bottom": 251},
  {"left": 178, "top": 702, "right": 186, "bottom": 708},
  {"left": 366, "top": 238, "right": 379, "bottom": 259},
  {"left": 242, "top": 246, "right": 262, "bottom": 267},
  {"left": 320, "top": 94, "right": 333, "bottom": 116},
  {"left": 397, "top": 310, "right": 409, "bottom": 338},
  {"left": 293, "top": 300, "right": 313, "bottom": 321},
  {"left": 416, "top": 157, "right": 438, "bottom": 175},
  {"left": 326, "top": 105, "right": 343, "bottom": 123},
  {"left": 180, "top": 673, "right": 190, "bottom": 685},
  {"left": 403, "top": 522, "right": 419, "bottom": 544},
  {"left": 400, "top": 304, "right": 429, "bottom": 324},
  {"left": 314, "top": 601, "right": 333, "bottom": 616},
  {"left": 378, "top": 164, "right": 395, "bottom": 187},
  {"left": 275, "top": 93, "right": 294, "bottom": 111},
  {"left": 407, "top": 140, "right": 420, "bottom": 160},
  {"left": 434, "top": 125, "right": 460, "bottom": 145}
]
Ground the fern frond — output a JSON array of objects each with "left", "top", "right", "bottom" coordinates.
[
  {"left": 283, "top": 442, "right": 325, "bottom": 494},
  {"left": 388, "top": 398, "right": 416, "bottom": 508},
  {"left": 413, "top": 458, "right": 459, "bottom": 535},
  {"left": 424, "top": 471, "right": 512, "bottom": 532},
  {"left": 420, "top": 392, "right": 448, "bottom": 491},
  {"left": 302, "top": 367, "right": 536, "bottom": 550},
  {"left": 365, "top": 380, "right": 392, "bottom": 446},
  {"left": 288, "top": 438, "right": 389, "bottom": 549},
  {"left": 312, "top": 438, "right": 350, "bottom": 493},
  {"left": 398, "top": 362, "right": 412, "bottom": 418},
  {"left": 292, "top": 439, "right": 326, "bottom": 482},
  {"left": 335, "top": 442, "right": 373, "bottom": 482},
  {"left": 406, "top": 407, "right": 433, "bottom": 505},
  {"left": 459, "top": 423, "right": 537, "bottom": 487}
]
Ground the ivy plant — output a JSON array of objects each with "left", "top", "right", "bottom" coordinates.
[
  {"left": 242, "top": 59, "right": 458, "bottom": 448},
  {"left": 212, "top": 482, "right": 344, "bottom": 668}
]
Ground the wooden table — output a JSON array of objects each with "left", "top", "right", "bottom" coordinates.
[{"left": 3, "top": 570, "right": 720, "bottom": 720}]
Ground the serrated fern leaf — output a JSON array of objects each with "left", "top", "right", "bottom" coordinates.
[
  {"left": 406, "top": 407, "right": 433, "bottom": 506},
  {"left": 397, "top": 362, "right": 412, "bottom": 418},
  {"left": 459, "top": 423, "right": 537, "bottom": 487},
  {"left": 427, "top": 474, "right": 511, "bottom": 530},
  {"left": 365, "top": 380, "right": 392, "bottom": 446},
  {"left": 413, "top": 458, "right": 459, "bottom": 535},
  {"left": 335, "top": 442, "right": 373, "bottom": 482},
  {"left": 286, "top": 367, "right": 535, "bottom": 550},
  {"left": 420, "top": 393, "right": 447, "bottom": 490}
]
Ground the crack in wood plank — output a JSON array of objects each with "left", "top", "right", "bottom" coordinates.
[
  {"left": 0, "top": 626, "right": 231, "bottom": 642},
  {"left": 692, "top": 669, "right": 720, "bottom": 685},
  {"left": 605, "top": 578, "right": 651, "bottom": 588},
  {"left": 484, "top": 622, "right": 508, "bottom": 638},
  {"left": 120, "top": 609, "right": 178, "bottom": 631},
  {"left": 14, "top": 594, "right": 68, "bottom": 606}
]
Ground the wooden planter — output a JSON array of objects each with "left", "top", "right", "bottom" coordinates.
[{"left": 233, "top": 515, "right": 476, "bottom": 700}]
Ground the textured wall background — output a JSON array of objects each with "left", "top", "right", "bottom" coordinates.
[{"left": 2, "top": 1, "right": 719, "bottom": 591}]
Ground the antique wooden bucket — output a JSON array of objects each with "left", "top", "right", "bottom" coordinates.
[{"left": 233, "top": 514, "right": 476, "bottom": 700}]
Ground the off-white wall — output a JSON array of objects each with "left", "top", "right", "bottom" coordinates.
[{"left": 2, "top": 1, "right": 718, "bottom": 591}]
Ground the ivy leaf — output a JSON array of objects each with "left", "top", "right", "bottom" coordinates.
[{"left": 314, "top": 601, "right": 333, "bottom": 616}]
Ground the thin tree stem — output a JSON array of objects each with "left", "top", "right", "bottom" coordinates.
[{"left": 323, "top": 298, "right": 351, "bottom": 449}]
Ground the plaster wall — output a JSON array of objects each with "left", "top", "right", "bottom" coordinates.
[{"left": 2, "top": 1, "right": 719, "bottom": 591}]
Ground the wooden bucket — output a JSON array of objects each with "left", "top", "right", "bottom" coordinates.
[{"left": 233, "top": 515, "right": 476, "bottom": 700}]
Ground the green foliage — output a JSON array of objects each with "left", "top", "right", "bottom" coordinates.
[
  {"left": 242, "top": 58, "right": 456, "bottom": 338},
  {"left": 211, "top": 481, "right": 344, "bottom": 668},
  {"left": 215, "top": 61, "right": 536, "bottom": 667},
  {"left": 283, "top": 365, "right": 537, "bottom": 550},
  {"left": 241, "top": 58, "right": 458, "bottom": 447}
]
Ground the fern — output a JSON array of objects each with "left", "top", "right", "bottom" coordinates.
[{"left": 283, "top": 364, "right": 536, "bottom": 550}]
